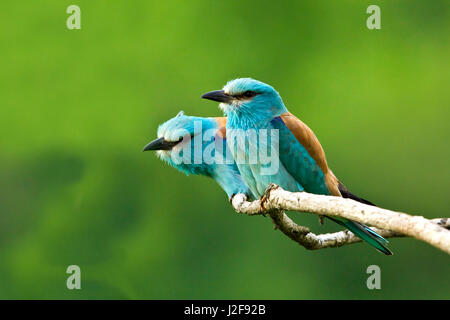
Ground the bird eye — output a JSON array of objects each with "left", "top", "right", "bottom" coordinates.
[{"left": 242, "top": 90, "right": 255, "bottom": 98}]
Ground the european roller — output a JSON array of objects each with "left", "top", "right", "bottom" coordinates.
[
  {"left": 143, "top": 111, "right": 252, "bottom": 200},
  {"left": 202, "top": 78, "right": 392, "bottom": 255}
]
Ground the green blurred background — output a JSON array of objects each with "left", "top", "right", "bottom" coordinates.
[{"left": 0, "top": 0, "right": 449, "bottom": 299}]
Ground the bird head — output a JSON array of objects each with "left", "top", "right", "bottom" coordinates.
[
  {"left": 143, "top": 111, "right": 218, "bottom": 176},
  {"left": 201, "top": 78, "right": 286, "bottom": 121}
]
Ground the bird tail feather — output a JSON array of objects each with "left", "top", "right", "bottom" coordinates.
[{"left": 328, "top": 217, "right": 393, "bottom": 255}]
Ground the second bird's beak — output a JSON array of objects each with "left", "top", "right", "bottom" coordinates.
[
  {"left": 201, "top": 90, "right": 232, "bottom": 103},
  {"left": 143, "top": 137, "right": 179, "bottom": 152}
]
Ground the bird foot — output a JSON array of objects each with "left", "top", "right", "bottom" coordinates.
[
  {"left": 259, "top": 184, "right": 279, "bottom": 216},
  {"left": 229, "top": 194, "right": 236, "bottom": 206},
  {"left": 259, "top": 194, "right": 268, "bottom": 216}
]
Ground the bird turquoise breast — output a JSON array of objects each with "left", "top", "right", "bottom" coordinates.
[{"left": 226, "top": 118, "right": 304, "bottom": 198}]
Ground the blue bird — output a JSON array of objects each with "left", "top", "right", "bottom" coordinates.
[
  {"left": 143, "top": 111, "right": 252, "bottom": 200},
  {"left": 202, "top": 78, "right": 392, "bottom": 255}
]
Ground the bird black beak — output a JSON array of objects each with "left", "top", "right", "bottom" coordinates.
[
  {"left": 142, "top": 137, "right": 180, "bottom": 152},
  {"left": 201, "top": 90, "right": 232, "bottom": 103}
]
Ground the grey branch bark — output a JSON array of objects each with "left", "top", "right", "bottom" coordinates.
[{"left": 231, "top": 184, "right": 450, "bottom": 254}]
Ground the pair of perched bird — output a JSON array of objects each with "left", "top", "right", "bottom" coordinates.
[{"left": 143, "top": 78, "right": 392, "bottom": 255}]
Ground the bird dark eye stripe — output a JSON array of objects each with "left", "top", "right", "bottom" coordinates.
[
  {"left": 235, "top": 91, "right": 258, "bottom": 99},
  {"left": 168, "top": 137, "right": 183, "bottom": 145}
]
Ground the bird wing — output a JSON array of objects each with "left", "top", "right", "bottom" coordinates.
[
  {"left": 273, "top": 112, "right": 341, "bottom": 196},
  {"left": 274, "top": 113, "right": 391, "bottom": 254}
]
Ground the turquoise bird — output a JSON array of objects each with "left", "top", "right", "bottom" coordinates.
[
  {"left": 202, "top": 78, "right": 392, "bottom": 255},
  {"left": 143, "top": 111, "right": 252, "bottom": 200}
]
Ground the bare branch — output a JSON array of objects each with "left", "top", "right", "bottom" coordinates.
[{"left": 231, "top": 184, "right": 450, "bottom": 254}]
